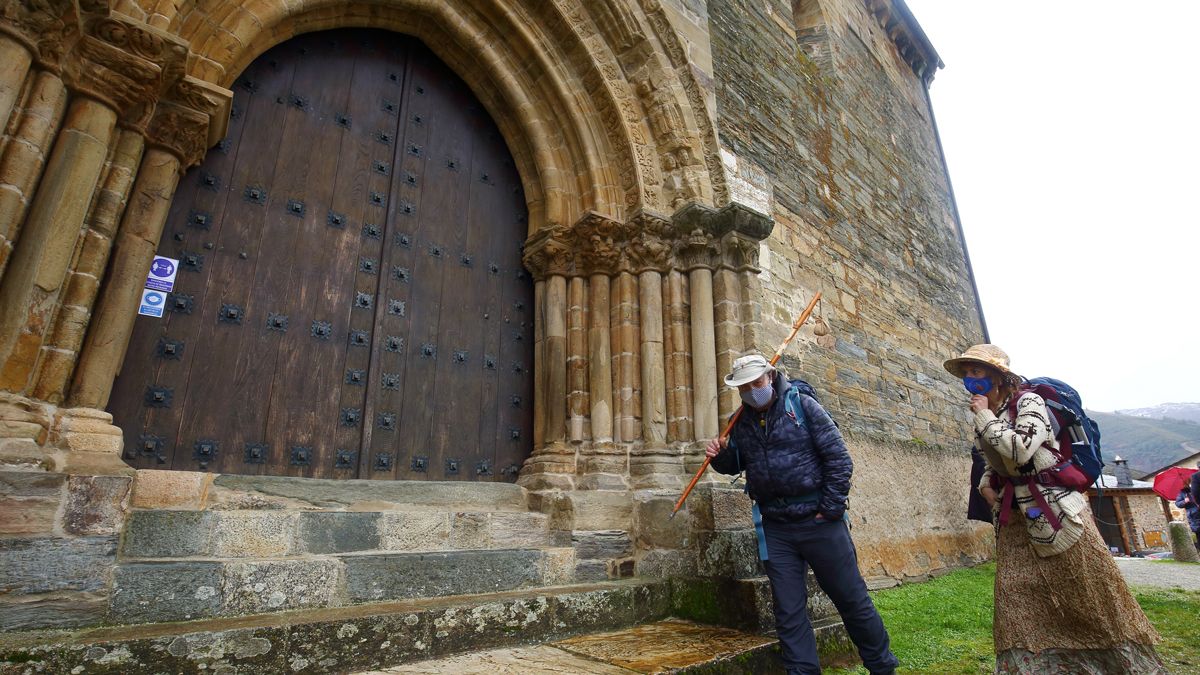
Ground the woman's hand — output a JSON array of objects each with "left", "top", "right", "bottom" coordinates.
[
  {"left": 969, "top": 394, "right": 990, "bottom": 413},
  {"left": 980, "top": 485, "right": 998, "bottom": 508},
  {"left": 705, "top": 437, "right": 725, "bottom": 458}
]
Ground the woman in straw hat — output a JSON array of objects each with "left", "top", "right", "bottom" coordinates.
[{"left": 944, "top": 344, "right": 1164, "bottom": 674}]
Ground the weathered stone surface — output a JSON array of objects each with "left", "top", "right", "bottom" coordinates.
[
  {"left": 288, "top": 612, "right": 433, "bottom": 673},
  {"left": 224, "top": 559, "right": 341, "bottom": 615},
  {"left": 110, "top": 561, "right": 224, "bottom": 624},
  {"left": 709, "top": 486, "right": 753, "bottom": 530},
  {"left": 211, "top": 511, "right": 297, "bottom": 557},
  {"left": 698, "top": 530, "right": 763, "bottom": 579},
  {"left": 636, "top": 548, "right": 700, "bottom": 579},
  {"left": 129, "top": 469, "right": 210, "bottom": 509},
  {"left": 489, "top": 512, "right": 551, "bottom": 548},
  {"left": 120, "top": 510, "right": 213, "bottom": 558},
  {"left": 63, "top": 475, "right": 131, "bottom": 535},
  {"left": 552, "top": 619, "right": 777, "bottom": 674},
  {"left": 296, "top": 511, "right": 381, "bottom": 554},
  {"left": 1169, "top": 521, "right": 1200, "bottom": 563},
  {"left": 633, "top": 491, "right": 694, "bottom": 549},
  {"left": 377, "top": 645, "right": 637, "bottom": 674},
  {"left": 0, "top": 470, "right": 64, "bottom": 534},
  {"left": 0, "top": 579, "right": 674, "bottom": 674},
  {"left": 572, "top": 530, "right": 633, "bottom": 560},
  {"left": 211, "top": 475, "right": 528, "bottom": 511},
  {"left": 0, "top": 536, "right": 116, "bottom": 594},
  {"left": 0, "top": 470, "right": 66, "bottom": 496},
  {"left": 574, "top": 560, "right": 609, "bottom": 582},
  {"left": 541, "top": 547, "right": 576, "bottom": 586},
  {"left": 447, "top": 512, "right": 490, "bottom": 549},
  {"left": 0, "top": 594, "right": 108, "bottom": 631},
  {"left": 379, "top": 511, "right": 452, "bottom": 551},
  {"left": 429, "top": 596, "right": 557, "bottom": 654},
  {"left": 344, "top": 550, "right": 543, "bottom": 603}
]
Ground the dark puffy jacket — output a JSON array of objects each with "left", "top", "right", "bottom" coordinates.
[
  {"left": 709, "top": 371, "right": 853, "bottom": 522},
  {"left": 1176, "top": 491, "right": 1200, "bottom": 532}
]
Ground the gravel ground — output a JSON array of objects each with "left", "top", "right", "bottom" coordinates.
[{"left": 1115, "top": 557, "right": 1200, "bottom": 591}]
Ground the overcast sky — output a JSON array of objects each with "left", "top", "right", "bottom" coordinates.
[{"left": 902, "top": 0, "right": 1199, "bottom": 412}]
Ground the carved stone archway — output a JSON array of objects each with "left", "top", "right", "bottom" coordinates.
[{"left": 0, "top": 0, "right": 774, "bottom": 492}]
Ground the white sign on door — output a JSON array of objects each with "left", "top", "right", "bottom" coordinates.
[{"left": 138, "top": 289, "right": 166, "bottom": 317}]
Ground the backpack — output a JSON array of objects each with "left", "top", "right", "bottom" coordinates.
[
  {"left": 1006, "top": 377, "right": 1103, "bottom": 492},
  {"left": 783, "top": 378, "right": 836, "bottom": 428}
]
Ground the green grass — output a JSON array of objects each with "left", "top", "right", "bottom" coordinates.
[{"left": 823, "top": 562, "right": 1200, "bottom": 674}]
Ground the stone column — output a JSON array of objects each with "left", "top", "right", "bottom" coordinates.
[
  {"left": 612, "top": 271, "right": 640, "bottom": 443},
  {"left": 33, "top": 130, "right": 145, "bottom": 403},
  {"left": 0, "top": 97, "right": 118, "bottom": 391},
  {"left": 637, "top": 270, "right": 666, "bottom": 444},
  {"left": 63, "top": 75, "right": 231, "bottom": 409},
  {"left": 688, "top": 266, "right": 718, "bottom": 442},
  {"left": 587, "top": 273, "right": 613, "bottom": 442},
  {"left": 713, "top": 267, "right": 744, "bottom": 421},
  {"left": 69, "top": 147, "right": 179, "bottom": 408},
  {"left": 566, "top": 275, "right": 589, "bottom": 442},
  {"left": 664, "top": 270, "right": 693, "bottom": 441},
  {"left": 518, "top": 232, "right": 576, "bottom": 491},
  {"left": 0, "top": 36, "right": 33, "bottom": 136},
  {"left": 0, "top": 71, "right": 68, "bottom": 278},
  {"left": 544, "top": 274, "right": 568, "bottom": 444}
]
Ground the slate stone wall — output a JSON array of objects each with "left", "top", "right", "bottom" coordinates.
[
  {"left": 710, "top": 0, "right": 983, "bottom": 444},
  {"left": 708, "top": 0, "right": 992, "bottom": 574}
]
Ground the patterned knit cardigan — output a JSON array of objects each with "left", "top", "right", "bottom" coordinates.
[{"left": 975, "top": 392, "right": 1086, "bottom": 557}]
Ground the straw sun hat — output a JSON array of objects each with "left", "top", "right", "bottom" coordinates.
[{"left": 942, "top": 344, "right": 1022, "bottom": 386}]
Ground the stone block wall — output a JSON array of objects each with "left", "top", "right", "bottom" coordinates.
[
  {"left": 710, "top": 0, "right": 982, "bottom": 444},
  {"left": 1126, "top": 493, "right": 1170, "bottom": 549},
  {"left": 706, "top": 0, "right": 991, "bottom": 575},
  {"left": 0, "top": 471, "right": 130, "bottom": 630}
]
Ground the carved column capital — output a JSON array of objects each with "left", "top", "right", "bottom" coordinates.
[
  {"left": 0, "top": 0, "right": 78, "bottom": 69},
  {"left": 522, "top": 229, "right": 575, "bottom": 280},
  {"left": 147, "top": 76, "right": 233, "bottom": 170},
  {"left": 625, "top": 208, "right": 673, "bottom": 273},
  {"left": 60, "top": 13, "right": 191, "bottom": 126},
  {"left": 570, "top": 210, "right": 623, "bottom": 277}
]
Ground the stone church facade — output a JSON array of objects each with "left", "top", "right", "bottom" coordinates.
[{"left": 0, "top": 0, "right": 990, "bottom": 669}]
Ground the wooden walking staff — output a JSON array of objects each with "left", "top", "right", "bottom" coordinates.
[{"left": 669, "top": 291, "right": 823, "bottom": 519}]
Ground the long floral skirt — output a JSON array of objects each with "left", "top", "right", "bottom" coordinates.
[{"left": 994, "top": 514, "right": 1166, "bottom": 674}]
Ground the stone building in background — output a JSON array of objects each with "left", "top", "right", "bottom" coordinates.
[{"left": 0, "top": 0, "right": 990, "bottom": 670}]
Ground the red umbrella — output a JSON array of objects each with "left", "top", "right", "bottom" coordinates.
[{"left": 1152, "top": 467, "right": 1197, "bottom": 501}]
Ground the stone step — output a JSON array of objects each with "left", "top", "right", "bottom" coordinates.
[
  {"left": 0, "top": 578, "right": 676, "bottom": 674},
  {"left": 355, "top": 619, "right": 787, "bottom": 674},
  {"left": 202, "top": 473, "right": 532, "bottom": 512},
  {"left": 121, "top": 508, "right": 556, "bottom": 558},
  {"left": 109, "top": 547, "right": 577, "bottom": 625}
]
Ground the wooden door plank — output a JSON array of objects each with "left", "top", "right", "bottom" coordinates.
[
  {"left": 311, "top": 33, "right": 404, "bottom": 480},
  {"left": 170, "top": 40, "right": 302, "bottom": 475},
  {"left": 261, "top": 34, "right": 361, "bottom": 478}
]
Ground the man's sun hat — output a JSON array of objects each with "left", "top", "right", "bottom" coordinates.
[
  {"left": 724, "top": 354, "right": 775, "bottom": 387},
  {"left": 943, "top": 344, "right": 1021, "bottom": 384}
]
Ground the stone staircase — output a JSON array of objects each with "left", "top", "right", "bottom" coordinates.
[
  {"left": 0, "top": 474, "right": 855, "bottom": 673},
  {"left": 108, "top": 475, "right": 577, "bottom": 625}
]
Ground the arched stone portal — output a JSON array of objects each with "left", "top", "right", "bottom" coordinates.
[{"left": 0, "top": 0, "right": 774, "bottom": 492}]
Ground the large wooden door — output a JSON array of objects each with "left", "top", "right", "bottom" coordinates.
[{"left": 108, "top": 30, "right": 534, "bottom": 481}]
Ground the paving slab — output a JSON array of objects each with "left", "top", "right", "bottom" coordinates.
[{"left": 359, "top": 645, "right": 637, "bottom": 674}]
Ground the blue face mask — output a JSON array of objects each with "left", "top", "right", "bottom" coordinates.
[
  {"left": 963, "top": 376, "right": 993, "bottom": 395},
  {"left": 741, "top": 382, "right": 774, "bottom": 409}
]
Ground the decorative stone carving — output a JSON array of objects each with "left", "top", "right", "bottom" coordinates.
[
  {"left": 147, "top": 77, "right": 232, "bottom": 170},
  {"left": 0, "top": 0, "right": 76, "bottom": 67},
  {"left": 524, "top": 202, "right": 773, "bottom": 280}
]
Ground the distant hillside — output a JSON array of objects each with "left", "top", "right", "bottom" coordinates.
[
  {"left": 1115, "top": 402, "right": 1200, "bottom": 424},
  {"left": 1089, "top": 411, "right": 1200, "bottom": 476}
]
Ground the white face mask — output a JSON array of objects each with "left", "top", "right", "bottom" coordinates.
[{"left": 740, "top": 381, "right": 774, "bottom": 409}]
